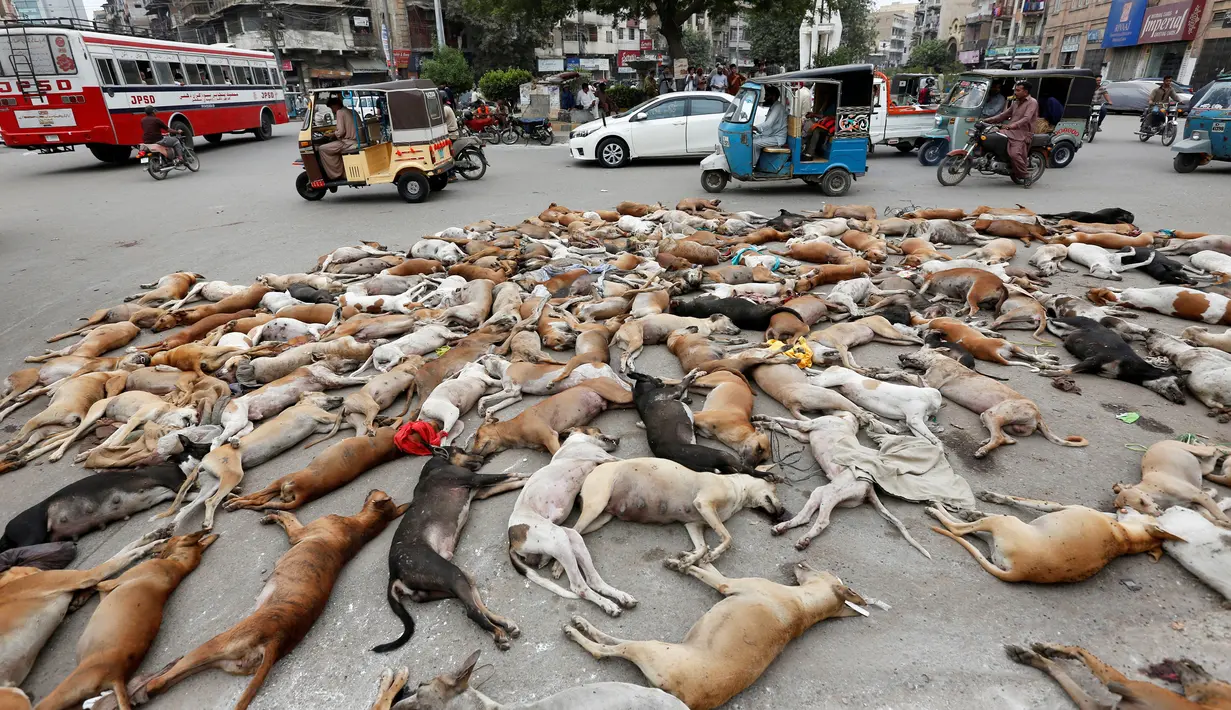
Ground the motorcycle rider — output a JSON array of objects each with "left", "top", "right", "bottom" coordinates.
[
  {"left": 1093, "top": 73, "right": 1113, "bottom": 130},
  {"left": 140, "top": 106, "right": 184, "bottom": 165},
  {"left": 983, "top": 80, "right": 1039, "bottom": 186},
  {"left": 1145, "top": 75, "right": 1180, "bottom": 131}
]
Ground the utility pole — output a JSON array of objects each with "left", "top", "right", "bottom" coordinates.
[
  {"left": 432, "top": 0, "right": 444, "bottom": 47},
  {"left": 261, "top": 1, "right": 285, "bottom": 85}
]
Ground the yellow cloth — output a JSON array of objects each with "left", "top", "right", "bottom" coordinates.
[{"left": 766, "top": 336, "right": 813, "bottom": 368}]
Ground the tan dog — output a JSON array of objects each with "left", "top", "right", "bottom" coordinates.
[
  {"left": 1057, "top": 219, "right": 1140, "bottom": 235},
  {"left": 0, "top": 371, "right": 128, "bottom": 457},
  {"left": 228, "top": 428, "right": 403, "bottom": 511},
  {"left": 549, "top": 320, "right": 622, "bottom": 385},
  {"left": 45, "top": 304, "right": 164, "bottom": 343},
  {"left": 1054, "top": 231, "right": 1157, "bottom": 249},
  {"left": 899, "top": 347, "right": 1087, "bottom": 458},
  {"left": 701, "top": 264, "right": 782, "bottom": 284},
  {"left": 972, "top": 219, "right": 1048, "bottom": 243},
  {"left": 382, "top": 258, "right": 445, "bottom": 276},
  {"left": 1007, "top": 643, "right": 1231, "bottom": 710},
  {"left": 616, "top": 201, "right": 660, "bottom": 217},
  {"left": 919, "top": 268, "right": 1008, "bottom": 316},
  {"left": 990, "top": 283, "right": 1051, "bottom": 342},
  {"left": 469, "top": 381, "right": 630, "bottom": 456},
  {"left": 564, "top": 562, "right": 868, "bottom": 710},
  {"left": 691, "top": 371, "right": 769, "bottom": 466},
  {"left": 795, "top": 260, "right": 875, "bottom": 289},
  {"left": 752, "top": 364, "right": 870, "bottom": 421},
  {"left": 898, "top": 237, "right": 951, "bottom": 267},
  {"left": 810, "top": 316, "right": 922, "bottom": 371},
  {"left": 677, "top": 197, "right": 720, "bottom": 212},
  {"left": 572, "top": 458, "right": 783, "bottom": 568},
  {"left": 920, "top": 317, "right": 1055, "bottom": 368},
  {"left": 46, "top": 391, "right": 197, "bottom": 464},
  {"left": 613, "top": 314, "right": 740, "bottom": 372},
  {"left": 25, "top": 322, "right": 141, "bottom": 363},
  {"left": 666, "top": 329, "right": 791, "bottom": 379},
  {"left": 0, "top": 530, "right": 165, "bottom": 686},
  {"left": 764, "top": 295, "right": 829, "bottom": 343},
  {"left": 1183, "top": 326, "right": 1231, "bottom": 354},
  {"left": 972, "top": 204, "right": 1035, "bottom": 216},
  {"left": 787, "top": 240, "right": 851, "bottom": 264},
  {"left": 35, "top": 532, "right": 217, "bottom": 710},
  {"left": 1113, "top": 440, "right": 1231, "bottom": 524},
  {"left": 840, "top": 229, "right": 889, "bottom": 262},
  {"left": 151, "top": 285, "right": 270, "bottom": 331},
  {"left": 100, "top": 491, "right": 405, "bottom": 710},
  {"left": 316, "top": 355, "right": 425, "bottom": 440},
  {"left": 139, "top": 309, "right": 258, "bottom": 352},
  {"left": 903, "top": 208, "right": 966, "bottom": 220},
  {"left": 959, "top": 238, "right": 1017, "bottom": 263},
  {"left": 928, "top": 491, "right": 1183, "bottom": 583},
  {"left": 125, "top": 272, "right": 201, "bottom": 306},
  {"left": 149, "top": 342, "right": 278, "bottom": 377},
  {"left": 822, "top": 203, "right": 876, "bottom": 220}
]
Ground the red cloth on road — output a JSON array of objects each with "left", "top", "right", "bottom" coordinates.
[{"left": 394, "top": 420, "right": 444, "bottom": 455}]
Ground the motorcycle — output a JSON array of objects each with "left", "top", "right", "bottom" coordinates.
[
  {"left": 1084, "top": 102, "right": 1103, "bottom": 142},
  {"left": 507, "top": 116, "right": 555, "bottom": 146},
  {"left": 462, "top": 103, "right": 501, "bottom": 145},
  {"left": 451, "top": 126, "right": 488, "bottom": 180},
  {"left": 936, "top": 121, "right": 1047, "bottom": 188},
  {"left": 136, "top": 133, "right": 199, "bottom": 180},
  {"left": 1137, "top": 101, "right": 1178, "bottom": 146}
]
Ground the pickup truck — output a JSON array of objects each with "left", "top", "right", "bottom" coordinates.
[{"left": 868, "top": 73, "right": 937, "bottom": 155}]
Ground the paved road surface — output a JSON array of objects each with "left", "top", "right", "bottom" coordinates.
[{"left": 3, "top": 117, "right": 1230, "bottom": 709}]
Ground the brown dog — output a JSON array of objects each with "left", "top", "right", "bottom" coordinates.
[
  {"left": 920, "top": 317, "right": 1055, "bottom": 368},
  {"left": 811, "top": 316, "right": 922, "bottom": 371},
  {"left": 1113, "top": 440, "right": 1231, "bottom": 524},
  {"left": 46, "top": 304, "right": 164, "bottom": 343},
  {"left": 26, "top": 323, "right": 141, "bottom": 364},
  {"left": 616, "top": 201, "right": 660, "bottom": 217},
  {"left": 840, "top": 230, "right": 889, "bottom": 262},
  {"left": 1057, "top": 219, "right": 1140, "bottom": 235},
  {"left": 821, "top": 203, "right": 876, "bottom": 220},
  {"left": 227, "top": 429, "right": 403, "bottom": 511},
  {"left": 126, "top": 272, "right": 201, "bottom": 306},
  {"left": 564, "top": 562, "right": 869, "bottom": 710},
  {"left": 151, "top": 285, "right": 271, "bottom": 331},
  {"left": 903, "top": 208, "right": 966, "bottom": 220},
  {"left": 1054, "top": 231, "right": 1157, "bottom": 249},
  {"left": 898, "top": 237, "right": 951, "bottom": 267},
  {"left": 677, "top": 197, "right": 720, "bottom": 212},
  {"left": 972, "top": 219, "right": 1049, "bottom": 243},
  {"left": 139, "top": 309, "right": 258, "bottom": 352},
  {"left": 470, "top": 381, "right": 630, "bottom": 456},
  {"left": 103, "top": 491, "right": 406, "bottom": 710},
  {"left": 691, "top": 371, "right": 769, "bottom": 466},
  {"left": 787, "top": 240, "right": 851, "bottom": 265},
  {"left": 919, "top": 268, "right": 1008, "bottom": 316},
  {"left": 795, "top": 260, "right": 874, "bottom": 289},
  {"left": 36, "top": 532, "right": 217, "bottom": 710},
  {"left": 990, "top": 284, "right": 1051, "bottom": 342},
  {"left": 549, "top": 319, "right": 623, "bottom": 385},
  {"left": 928, "top": 491, "right": 1183, "bottom": 583},
  {"left": 764, "top": 296, "right": 829, "bottom": 343}
]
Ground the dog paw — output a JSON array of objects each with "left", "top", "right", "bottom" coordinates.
[
  {"left": 794, "top": 537, "right": 812, "bottom": 551},
  {"left": 1004, "top": 644, "right": 1043, "bottom": 667},
  {"left": 614, "top": 593, "right": 638, "bottom": 609},
  {"left": 662, "top": 556, "right": 686, "bottom": 572},
  {"left": 770, "top": 523, "right": 785, "bottom": 536}
]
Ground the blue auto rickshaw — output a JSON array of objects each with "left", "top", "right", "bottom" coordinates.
[
  {"left": 1172, "top": 73, "right": 1231, "bottom": 173},
  {"left": 699, "top": 64, "right": 873, "bottom": 196}
]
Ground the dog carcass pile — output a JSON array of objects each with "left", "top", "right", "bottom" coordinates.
[{"left": 1, "top": 198, "right": 1230, "bottom": 710}]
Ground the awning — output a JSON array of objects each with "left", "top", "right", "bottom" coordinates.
[
  {"left": 310, "top": 68, "right": 352, "bottom": 79},
  {"left": 348, "top": 57, "right": 390, "bottom": 74}
]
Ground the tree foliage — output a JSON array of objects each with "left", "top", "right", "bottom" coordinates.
[
  {"left": 478, "top": 68, "right": 534, "bottom": 103},
  {"left": 681, "top": 27, "right": 713, "bottom": 70},
  {"left": 830, "top": 0, "right": 876, "bottom": 61},
  {"left": 907, "top": 39, "right": 959, "bottom": 72},
  {"left": 421, "top": 45, "right": 474, "bottom": 94},
  {"left": 456, "top": 0, "right": 556, "bottom": 73},
  {"left": 746, "top": 0, "right": 809, "bottom": 70}
]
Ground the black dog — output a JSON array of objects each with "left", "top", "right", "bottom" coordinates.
[
  {"left": 0, "top": 466, "right": 186, "bottom": 552},
  {"left": 1040, "top": 208, "right": 1136, "bottom": 224},
  {"left": 0, "top": 541, "right": 76, "bottom": 574},
  {"left": 767, "top": 209, "right": 807, "bottom": 231},
  {"left": 627, "top": 371, "right": 762, "bottom": 477},
  {"left": 1045, "top": 316, "right": 1186, "bottom": 403},
  {"left": 288, "top": 283, "right": 336, "bottom": 304},
  {"left": 1116, "top": 247, "right": 1197, "bottom": 285},
  {"left": 373, "top": 448, "right": 524, "bottom": 652},
  {"left": 670, "top": 296, "right": 778, "bottom": 330}
]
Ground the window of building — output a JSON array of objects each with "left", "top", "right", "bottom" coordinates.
[
  {"left": 95, "top": 58, "right": 119, "bottom": 85},
  {"left": 589, "top": 25, "right": 598, "bottom": 42},
  {"left": 617, "top": 27, "right": 624, "bottom": 39},
  {"left": 563, "top": 25, "right": 577, "bottom": 41},
  {"left": 606, "top": 30, "right": 613, "bottom": 43},
  {"left": 1060, "top": 50, "right": 1076, "bottom": 66},
  {"left": 1074, "top": 0, "right": 1088, "bottom": 8},
  {"left": 1051, "top": 0, "right": 1062, "bottom": 13}
]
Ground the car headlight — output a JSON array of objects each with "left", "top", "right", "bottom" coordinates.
[{"left": 571, "top": 127, "right": 593, "bottom": 139}]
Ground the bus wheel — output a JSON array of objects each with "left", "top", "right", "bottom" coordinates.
[
  {"left": 170, "top": 119, "right": 193, "bottom": 145},
  {"left": 204, "top": 134, "right": 223, "bottom": 144},
  {"left": 253, "top": 111, "right": 274, "bottom": 141},
  {"left": 87, "top": 144, "right": 132, "bottom": 164}
]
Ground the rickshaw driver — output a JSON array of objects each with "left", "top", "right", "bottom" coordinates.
[
  {"left": 751, "top": 85, "right": 787, "bottom": 167},
  {"left": 319, "top": 96, "right": 358, "bottom": 180},
  {"left": 984, "top": 80, "right": 1039, "bottom": 184},
  {"left": 981, "top": 80, "right": 1006, "bottom": 117}
]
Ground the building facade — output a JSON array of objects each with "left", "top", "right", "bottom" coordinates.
[
  {"left": 535, "top": 12, "right": 650, "bottom": 80},
  {"left": 874, "top": 3, "right": 916, "bottom": 66},
  {"left": 10, "top": 0, "right": 87, "bottom": 20},
  {"left": 981, "top": 0, "right": 1048, "bottom": 68},
  {"left": 915, "top": 0, "right": 942, "bottom": 44},
  {"left": 801, "top": 0, "right": 843, "bottom": 68},
  {"left": 1039, "top": 0, "right": 1111, "bottom": 72}
]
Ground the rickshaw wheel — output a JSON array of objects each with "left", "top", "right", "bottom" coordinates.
[
  {"left": 428, "top": 173, "right": 449, "bottom": 191},
  {"left": 918, "top": 139, "right": 947, "bottom": 166},
  {"left": 1049, "top": 143, "right": 1074, "bottom": 169},
  {"left": 1161, "top": 125, "right": 1177, "bottom": 147},
  {"left": 295, "top": 171, "right": 326, "bottom": 201},
  {"left": 1173, "top": 153, "right": 1201, "bottom": 174},
  {"left": 820, "top": 169, "right": 852, "bottom": 197},
  {"left": 701, "top": 170, "right": 728, "bottom": 193},
  {"left": 896, "top": 142, "right": 915, "bottom": 153},
  {"left": 397, "top": 171, "right": 431, "bottom": 203}
]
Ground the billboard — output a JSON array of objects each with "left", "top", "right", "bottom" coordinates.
[
  {"left": 1138, "top": 0, "right": 1205, "bottom": 43},
  {"left": 1102, "top": 0, "right": 1148, "bottom": 47}
]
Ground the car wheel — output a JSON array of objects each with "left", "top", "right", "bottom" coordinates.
[
  {"left": 597, "top": 138, "right": 629, "bottom": 168},
  {"left": 87, "top": 143, "right": 132, "bottom": 164},
  {"left": 1049, "top": 142, "right": 1074, "bottom": 169},
  {"left": 295, "top": 171, "right": 326, "bottom": 201},
  {"left": 397, "top": 171, "right": 430, "bottom": 203},
  {"left": 1173, "top": 153, "right": 1201, "bottom": 173},
  {"left": 701, "top": 170, "right": 728, "bottom": 193},
  {"left": 918, "top": 138, "right": 947, "bottom": 165},
  {"left": 820, "top": 168, "right": 852, "bottom": 196}
]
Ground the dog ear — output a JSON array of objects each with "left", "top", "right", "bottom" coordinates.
[
  {"left": 448, "top": 650, "right": 482, "bottom": 689},
  {"left": 1146, "top": 523, "right": 1187, "bottom": 544},
  {"left": 1111, "top": 483, "right": 1124, "bottom": 493}
]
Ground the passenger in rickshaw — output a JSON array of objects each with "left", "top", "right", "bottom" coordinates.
[
  {"left": 319, "top": 96, "right": 358, "bottom": 180},
  {"left": 803, "top": 85, "right": 837, "bottom": 160},
  {"left": 752, "top": 85, "right": 787, "bottom": 166},
  {"left": 1037, "top": 93, "right": 1063, "bottom": 133}
]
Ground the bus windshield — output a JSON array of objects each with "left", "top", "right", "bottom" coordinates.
[{"left": 945, "top": 79, "right": 988, "bottom": 109}]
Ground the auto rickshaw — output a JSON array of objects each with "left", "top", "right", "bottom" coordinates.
[
  {"left": 916, "top": 69, "right": 1095, "bottom": 169},
  {"left": 700, "top": 64, "right": 873, "bottom": 197},
  {"left": 891, "top": 73, "right": 941, "bottom": 106},
  {"left": 295, "top": 79, "right": 454, "bottom": 203},
  {"left": 1172, "top": 72, "right": 1231, "bottom": 174}
]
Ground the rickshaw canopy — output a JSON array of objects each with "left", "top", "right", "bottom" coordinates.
[
  {"left": 312, "top": 80, "right": 447, "bottom": 134},
  {"left": 746, "top": 64, "right": 875, "bottom": 108}
]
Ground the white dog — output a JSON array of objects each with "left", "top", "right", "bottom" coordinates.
[
  {"left": 352, "top": 324, "right": 467, "bottom": 377},
  {"left": 417, "top": 360, "right": 502, "bottom": 443},
  {"left": 807, "top": 366, "right": 944, "bottom": 447},
  {"left": 410, "top": 238, "right": 465, "bottom": 265}
]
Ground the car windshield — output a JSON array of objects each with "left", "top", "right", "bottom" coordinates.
[
  {"left": 614, "top": 98, "right": 656, "bottom": 119},
  {"left": 727, "top": 87, "right": 758, "bottom": 123},
  {"left": 945, "top": 79, "right": 988, "bottom": 109},
  {"left": 1194, "top": 81, "right": 1231, "bottom": 109}
]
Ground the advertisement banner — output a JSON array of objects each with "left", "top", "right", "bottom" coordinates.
[
  {"left": 616, "top": 49, "right": 638, "bottom": 74},
  {"left": 579, "top": 57, "right": 610, "bottom": 71},
  {"left": 640, "top": 38, "right": 653, "bottom": 50},
  {"left": 565, "top": 57, "right": 581, "bottom": 70},
  {"left": 1138, "top": 0, "right": 1205, "bottom": 43},
  {"left": 1015, "top": 44, "right": 1041, "bottom": 56},
  {"left": 985, "top": 46, "right": 1014, "bottom": 57},
  {"left": 1087, "top": 28, "right": 1104, "bottom": 42},
  {"left": 392, "top": 49, "right": 410, "bottom": 69},
  {"left": 1102, "top": 0, "right": 1148, "bottom": 47},
  {"left": 537, "top": 58, "right": 565, "bottom": 72},
  {"left": 958, "top": 49, "right": 981, "bottom": 63}
]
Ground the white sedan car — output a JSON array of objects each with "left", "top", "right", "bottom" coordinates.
[{"left": 569, "top": 91, "right": 735, "bottom": 168}]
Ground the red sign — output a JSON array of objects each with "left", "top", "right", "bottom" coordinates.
[
  {"left": 281, "top": 59, "right": 292, "bottom": 71},
  {"left": 639, "top": 39, "right": 653, "bottom": 50},
  {"left": 1138, "top": 0, "right": 1205, "bottom": 43},
  {"left": 616, "top": 49, "right": 639, "bottom": 68},
  {"left": 392, "top": 49, "right": 411, "bottom": 68}
]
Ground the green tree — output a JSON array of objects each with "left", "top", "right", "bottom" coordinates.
[
  {"left": 455, "top": 0, "right": 556, "bottom": 73},
  {"left": 906, "top": 39, "right": 958, "bottom": 72},
  {"left": 420, "top": 44, "right": 474, "bottom": 94},
  {"left": 831, "top": 0, "right": 875, "bottom": 61},
  {"left": 478, "top": 68, "right": 534, "bottom": 103},
  {"left": 746, "top": 0, "right": 810, "bottom": 70},
  {"left": 681, "top": 27, "right": 712, "bottom": 69}
]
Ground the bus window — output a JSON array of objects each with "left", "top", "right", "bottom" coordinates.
[
  {"left": 183, "top": 62, "right": 204, "bottom": 84},
  {"left": 208, "top": 64, "right": 225, "bottom": 84},
  {"left": 220, "top": 66, "right": 233, "bottom": 84},
  {"left": 234, "top": 65, "right": 253, "bottom": 85},
  {"left": 152, "top": 61, "right": 174, "bottom": 84},
  {"left": 253, "top": 67, "right": 268, "bottom": 84},
  {"left": 95, "top": 58, "right": 119, "bottom": 85},
  {"left": 119, "top": 59, "right": 143, "bottom": 84},
  {"left": 135, "top": 60, "right": 155, "bottom": 84}
]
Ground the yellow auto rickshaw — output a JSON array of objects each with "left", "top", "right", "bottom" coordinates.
[{"left": 295, "top": 79, "right": 454, "bottom": 203}]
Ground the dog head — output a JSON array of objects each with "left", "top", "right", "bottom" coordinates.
[
  {"left": 299, "top": 391, "right": 344, "bottom": 410},
  {"left": 156, "top": 530, "right": 219, "bottom": 562},
  {"left": 432, "top": 446, "right": 486, "bottom": 471},
  {"left": 1143, "top": 375, "right": 1186, "bottom": 405},
  {"left": 742, "top": 476, "right": 785, "bottom": 521},
  {"left": 790, "top": 562, "right": 871, "bottom": 616},
  {"left": 394, "top": 649, "right": 482, "bottom": 709},
  {"left": 1112, "top": 482, "right": 1164, "bottom": 517},
  {"left": 898, "top": 346, "right": 942, "bottom": 371},
  {"left": 706, "top": 314, "right": 741, "bottom": 335},
  {"left": 157, "top": 407, "right": 199, "bottom": 430},
  {"left": 361, "top": 488, "right": 409, "bottom": 519},
  {"left": 560, "top": 426, "right": 619, "bottom": 452}
]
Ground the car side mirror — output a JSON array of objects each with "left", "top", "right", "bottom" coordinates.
[{"left": 635, "top": 112, "right": 648, "bottom": 121}]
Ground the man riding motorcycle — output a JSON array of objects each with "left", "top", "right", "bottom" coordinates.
[
  {"left": 1145, "top": 75, "right": 1181, "bottom": 129},
  {"left": 983, "top": 80, "right": 1039, "bottom": 186},
  {"left": 140, "top": 106, "right": 184, "bottom": 164}
]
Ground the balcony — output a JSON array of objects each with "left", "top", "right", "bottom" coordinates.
[
  {"left": 1021, "top": 0, "right": 1045, "bottom": 12},
  {"left": 178, "top": 1, "right": 210, "bottom": 22}
]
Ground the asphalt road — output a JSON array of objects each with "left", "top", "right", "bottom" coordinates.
[{"left": 3, "top": 116, "right": 1230, "bottom": 710}]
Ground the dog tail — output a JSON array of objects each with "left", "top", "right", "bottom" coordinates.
[
  {"left": 371, "top": 580, "right": 415, "bottom": 653},
  {"left": 508, "top": 548, "right": 581, "bottom": 599},
  {"left": 1035, "top": 416, "right": 1089, "bottom": 448}
]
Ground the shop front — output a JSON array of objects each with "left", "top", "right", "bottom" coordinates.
[{"left": 1101, "top": 0, "right": 1208, "bottom": 80}]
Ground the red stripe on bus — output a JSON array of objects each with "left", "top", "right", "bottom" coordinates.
[{"left": 82, "top": 36, "right": 273, "bottom": 59}]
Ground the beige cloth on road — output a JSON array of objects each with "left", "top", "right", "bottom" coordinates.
[
  {"left": 831, "top": 430, "right": 976, "bottom": 509},
  {"left": 320, "top": 108, "right": 357, "bottom": 179}
]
